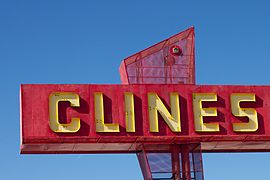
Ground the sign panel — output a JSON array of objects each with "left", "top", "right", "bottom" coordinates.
[{"left": 20, "top": 84, "right": 270, "bottom": 153}]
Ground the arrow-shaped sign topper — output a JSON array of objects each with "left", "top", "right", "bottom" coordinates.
[{"left": 119, "top": 27, "right": 195, "bottom": 85}]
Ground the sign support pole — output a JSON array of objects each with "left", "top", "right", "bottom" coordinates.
[
  {"left": 181, "top": 145, "right": 191, "bottom": 180},
  {"left": 171, "top": 145, "right": 181, "bottom": 180}
]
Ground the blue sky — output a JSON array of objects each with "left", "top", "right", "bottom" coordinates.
[{"left": 1, "top": 0, "right": 270, "bottom": 179}]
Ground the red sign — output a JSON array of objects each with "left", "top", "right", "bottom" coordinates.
[{"left": 20, "top": 84, "right": 270, "bottom": 153}]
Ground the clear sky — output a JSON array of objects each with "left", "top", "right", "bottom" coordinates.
[{"left": 1, "top": 0, "right": 270, "bottom": 179}]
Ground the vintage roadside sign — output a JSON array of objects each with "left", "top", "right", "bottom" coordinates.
[{"left": 20, "top": 84, "right": 270, "bottom": 154}]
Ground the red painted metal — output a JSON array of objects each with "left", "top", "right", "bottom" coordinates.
[
  {"left": 119, "top": 27, "right": 195, "bottom": 85},
  {"left": 181, "top": 146, "right": 191, "bottom": 180},
  {"left": 136, "top": 148, "right": 152, "bottom": 180},
  {"left": 171, "top": 145, "right": 181, "bottom": 180},
  {"left": 21, "top": 84, "right": 270, "bottom": 154},
  {"left": 119, "top": 27, "right": 196, "bottom": 179},
  {"left": 136, "top": 144, "right": 203, "bottom": 180}
]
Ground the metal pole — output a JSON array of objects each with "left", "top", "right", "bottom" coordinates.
[
  {"left": 181, "top": 145, "right": 191, "bottom": 180},
  {"left": 171, "top": 145, "right": 181, "bottom": 180}
]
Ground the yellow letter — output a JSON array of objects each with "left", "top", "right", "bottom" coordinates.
[
  {"left": 193, "top": 93, "right": 219, "bottom": 132},
  {"left": 231, "top": 93, "right": 258, "bottom": 132},
  {"left": 49, "top": 92, "right": 80, "bottom": 133},
  {"left": 94, "top": 92, "right": 119, "bottom": 132},
  {"left": 148, "top": 93, "right": 181, "bottom": 132},
  {"left": 125, "top": 92, "right": 135, "bottom": 132}
]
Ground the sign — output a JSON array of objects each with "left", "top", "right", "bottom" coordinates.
[{"left": 20, "top": 84, "right": 270, "bottom": 153}]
